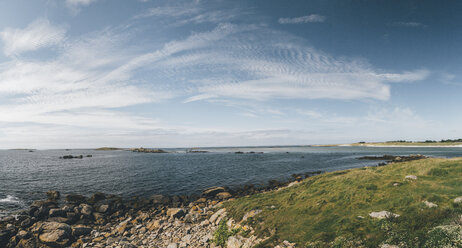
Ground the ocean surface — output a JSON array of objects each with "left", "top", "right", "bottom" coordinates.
[{"left": 1, "top": 146, "right": 462, "bottom": 217}]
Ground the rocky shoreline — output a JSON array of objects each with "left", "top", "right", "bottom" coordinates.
[
  {"left": 0, "top": 170, "right": 321, "bottom": 248},
  {"left": 0, "top": 155, "right": 427, "bottom": 248}
]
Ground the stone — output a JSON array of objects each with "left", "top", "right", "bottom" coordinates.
[
  {"left": 17, "top": 230, "right": 30, "bottom": 239},
  {"left": 16, "top": 238, "right": 36, "bottom": 248},
  {"left": 216, "top": 192, "right": 232, "bottom": 200},
  {"left": 454, "top": 196, "right": 462, "bottom": 204},
  {"left": 146, "top": 219, "right": 163, "bottom": 231},
  {"left": 98, "top": 204, "right": 109, "bottom": 213},
  {"left": 242, "top": 209, "right": 262, "bottom": 222},
  {"left": 405, "top": 175, "right": 417, "bottom": 180},
  {"left": 167, "top": 208, "right": 186, "bottom": 219},
  {"left": 49, "top": 208, "right": 67, "bottom": 217},
  {"left": 227, "top": 236, "right": 243, "bottom": 248},
  {"left": 167, "top": 243, "right": 178, "bottom": 248},
  {"left": 72, "top": 224, "right": 92, "bottom": 236},
  {"left": 381, "top": 245, "right": 399, "bottom": 248},
  {"left": 369, "top": 211, "right": 400, "bottom": 219},
  {"left": 423, "top": 201, "right": 438, "bottom": 208},
  {"left": 46, "top": 190, "right": 60, "bottom": 200},
  {"left": 80, "top": 204, "right": 93, "bottom": 216},
  {"left": 38, "top": 222, "right": 72, "bottom": 247},
  {"left": 209, "top": 208, "right": 227, "bottom": 224},
  {"left": 201, "top": 186, "right": 226, "bottom": 198}
]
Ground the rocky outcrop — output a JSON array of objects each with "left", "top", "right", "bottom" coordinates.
[{"left": 131, "top": 148, "right": 168, "bottom": 153}]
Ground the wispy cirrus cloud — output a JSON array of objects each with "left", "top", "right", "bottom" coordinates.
[
  {"left": 391, "top": 21, "right": 426, "bottom": 28},
  {"left": 278, "top": 14, "right": 326, "bottom": 24},
  {"left": 65, "top": 0, "right": 99, "bottom": 14},
  {"left": 0, "top": 19, "right": 66, "bottom": 56}
]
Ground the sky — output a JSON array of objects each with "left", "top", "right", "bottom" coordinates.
[{"left": 0, "top": 0, "right": 461, "bottom": 149}]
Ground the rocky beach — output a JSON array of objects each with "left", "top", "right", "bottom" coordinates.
[
  {"left": 0, "top": 154, "right": 436, "bottom": 248},
  {"left": 0, "top": 172, "right": 315, "bottom": 248}
]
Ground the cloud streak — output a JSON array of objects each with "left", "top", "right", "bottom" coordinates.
[
  {"left": 278, "top": 14, "right": 326, "bottom": 24},
  {"left": 0, "top": 19, "right": 66, "bottom": 56}
]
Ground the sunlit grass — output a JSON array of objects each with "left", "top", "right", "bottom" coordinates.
[{"left": 225, "top": 158, "right": 462, "bottom": 247}]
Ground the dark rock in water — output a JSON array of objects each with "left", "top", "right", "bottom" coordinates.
[
  {"left": 201, "top": 186, "right": 226, "bottom": 198},
  {"left": 60, "top": 155, "right": 84, "bottom": 159},
  {"left": 65, "top": 194, "right": 87, "bottom": 204},
  {"left": 235, "top": 151, "right": 244, "bottom": 154},
  {"left": 46, "top": 190, "right": 60, "bottom": 201},
  {"left": 86, "top": 155, "right": 92, "bottom": 157},
  {"left": 88, "top": 192, "right": 106, "bottom": 203}
]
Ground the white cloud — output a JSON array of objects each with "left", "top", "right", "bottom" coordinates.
[
  {"left": 278, "top": 14, "right": 326, "bottom": 24},
  {"left": 66, "top": 0, "right": 98, "bottom": 7},
  {"left": 0, "top": 19, "right": 66, "bottom": 56}
]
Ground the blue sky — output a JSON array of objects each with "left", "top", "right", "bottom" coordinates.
[{"left": 0, "top": 0, "right": 461, "bottom": 148}]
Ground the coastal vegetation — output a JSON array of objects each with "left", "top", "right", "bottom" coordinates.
[
  {"left": 350, "top": 139, "right": 462, "bottom": 146},
  {"left": 224, "top": 158, "right": 462, "bottom": 247}
]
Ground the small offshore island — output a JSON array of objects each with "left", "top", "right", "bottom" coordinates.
[{"left": 1, "top": 154, "right": 461, "bottom": 248}]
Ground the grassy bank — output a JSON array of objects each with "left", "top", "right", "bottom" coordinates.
[
  {"left": 349, "top": 141, "right": 462, "bottom": 147},
  {"left": 224, "top": 158, "right": 462, "bottom": 247}
]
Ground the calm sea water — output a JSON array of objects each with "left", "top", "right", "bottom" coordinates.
[{"left": 1, "top": 146, "right": 462, "bottom": 217}]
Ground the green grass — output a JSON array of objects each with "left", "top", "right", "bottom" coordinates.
[
  {"left": 350, "top": 142, "right": 462, "bottom": 146},
  {"left": 224, "top": 158, "right": 462, "bottom": 247}
]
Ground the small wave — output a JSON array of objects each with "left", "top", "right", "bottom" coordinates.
[{"left": 0, "top": 195, "right": 21, "bottom": 204}]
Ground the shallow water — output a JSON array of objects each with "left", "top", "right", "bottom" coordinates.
[{"left": 1, "top": 146, "right": 462, "bottom": 217}]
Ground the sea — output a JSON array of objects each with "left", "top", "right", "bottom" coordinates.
[{"left": 1, "top": 146, "right": 462, "bottom": 218}]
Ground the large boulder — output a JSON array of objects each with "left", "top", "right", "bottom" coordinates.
[
  {"left": 36, "top": 222, "right": 72, "bottom": 247},
  {"left": 454, "top": 196, "right": 462, "bottom": 204}
]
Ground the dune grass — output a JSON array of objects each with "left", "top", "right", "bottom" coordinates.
[{"left": 224, "top": 158, "right": 462, "bottom": 247}]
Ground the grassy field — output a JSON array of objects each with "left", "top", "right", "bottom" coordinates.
[
  {"left": 224, "top": 158, "right": 462, "bottom": 247},
  {"left": 348, "top": 142, "right": 462, "bottom": 147}
]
